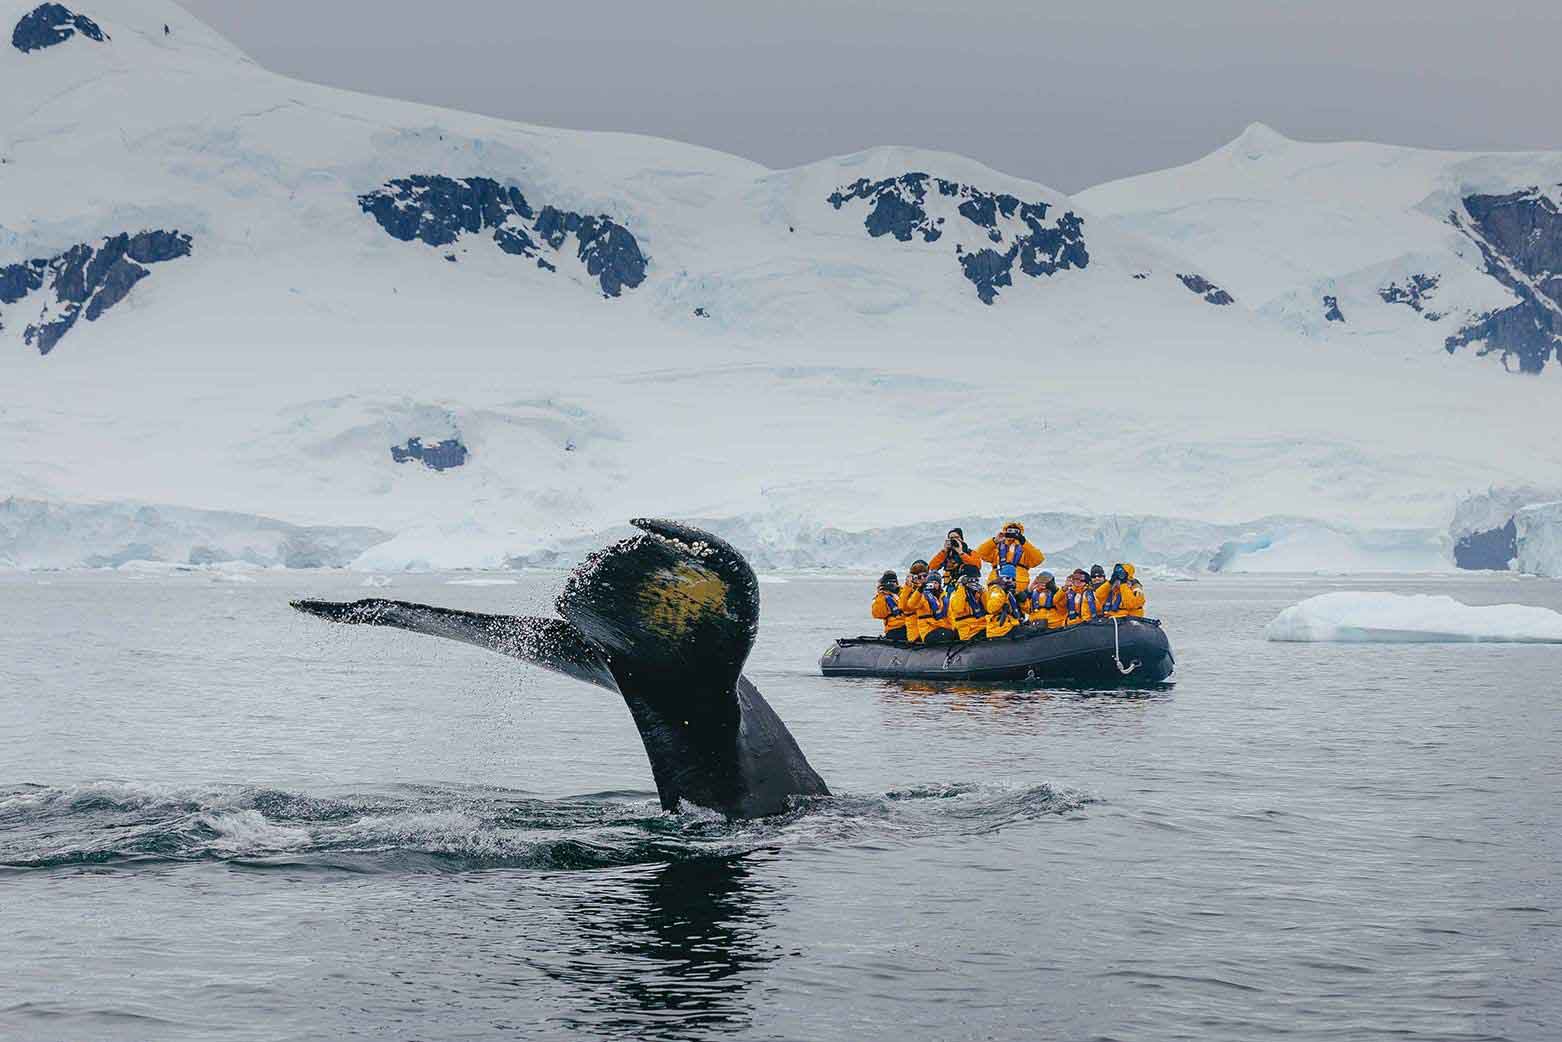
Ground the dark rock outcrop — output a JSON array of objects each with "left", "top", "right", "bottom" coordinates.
[
  {"left": 1453, "top": 518, "right": 1517, "bottom": 570},
  {"left": 0, "top": 230, "right": 192, "bottom": 355},
  {"left": 359, "top": 175, "right": 647, "bottom": 298},
  {"left": 391, "top": 436, "right": 468, "bottom": 471},
  {"left": 1446, "top": 189, "right": 1562, "bottom": 373},
  {"left": 828, "top": 172, "right": 1088, "bottom": 303},
  {"left": 1379, "top": 273, "right": 1440, "bottom": 318},
  {"left": 1323, "top": 295, "right": 1344, "bottom": 322},
  {"left": 1177, "top": 273, "right": 1234, "bottom": 305},
  {"left": 12, "top": 3, "right": 107, "bottom": 53}
]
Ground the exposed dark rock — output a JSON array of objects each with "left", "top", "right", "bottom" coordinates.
[
  {"left": 1323, "top": 295, "right": 1344, "bottom": 322},
  {"left": 359, "top": 175, "right": 646, "bottom": 297},
  {"left": 1178, "top": 273, "right": 1235, "bottom": 305},
  {"left": 12, "top": 3, "right": 107, "bottom": 53},
  {"left": 1132, "top": 272, "right": 1149, "bottom": 280},
  {"left": 1379, "top": 273, "right": 1439, "bottom": 316},
  {"left": 693, "top": 306, "right": 709, "bottom": 318},
  {"left": 1444, "top": 304, "right": 1562, "bottom": 374},
  {"left": 1, "top": 230, "right": 191, "bottom": 354},
  {"left": 1453, "top": 518, "right": 1517, "bottom": 570},
  {"left": 828, "top": 172, "right": 1088, "bottom": 303},
  {"left": 960, "top": 248, "right": 1014, "bottom": 305},
  {"left": 1445, "top": 189, "right": 1562, "bottom": 373},
  {"left": 391, "top": 436, "right": 469, "bottom": 471},
  {"left": 0, "top": 259, "right": 47, "bottom": 304}
]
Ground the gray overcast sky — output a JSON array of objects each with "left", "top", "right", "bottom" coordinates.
[{"left": 175, "top": 0, "right": 1561, "bottom": 193}]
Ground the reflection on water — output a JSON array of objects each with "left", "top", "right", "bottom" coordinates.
[
  {"left": 872, "top": 679, "right": 1173, "bottom": 734},
  {"left": 526, "top": 855, "right": 780, "bottom": 1039}
]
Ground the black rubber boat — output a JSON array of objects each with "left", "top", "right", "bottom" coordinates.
[{"left": 819, "top": 617, "right": 1175, "bottom": 686}]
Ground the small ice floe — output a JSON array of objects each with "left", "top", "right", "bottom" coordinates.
[
  {"left": 446, "top": 578, "right": 519, "bottom": 586},
  {"left": 1265, "top": 591, "right": 1562, "bottom": 644},
  {"left": 361, "top": 576, "right": 393, "bottom": 588}
]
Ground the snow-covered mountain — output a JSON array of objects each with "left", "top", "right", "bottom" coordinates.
[
  {"left": 3, "top": 0, "right": 1560, "bottom": 572},
  {"left": 1080, "top": 122, "right": 1562, "bottom": 374}
]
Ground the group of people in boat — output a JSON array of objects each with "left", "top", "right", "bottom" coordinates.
[{"left": 870, "top": 522, "right": 1147, "bottom": 644}]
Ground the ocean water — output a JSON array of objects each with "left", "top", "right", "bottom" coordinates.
[{"left": 2, "top": 569, "right": 1559, "bottom": 1041}]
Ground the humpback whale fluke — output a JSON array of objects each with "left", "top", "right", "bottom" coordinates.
[{"left": 291, "top": 519, "right": 829, "bottom": 818}]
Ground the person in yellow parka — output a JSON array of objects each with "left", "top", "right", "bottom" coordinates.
[
  {"left": 983, "top": 567, "right": 1027, "bottom": 639},
  {"left": 917, "top": 572, "right": 958, "bottom": 644},
  {"left": 1097, "top": 563, "right": 1147, "bottom": 618},
  {"left": 1024, "top": 571, "right": 1067, "bottom": 630},
  {"left": 948, "top": 566, "right": 989, "bottom": 641},
  {"left": 899, "top": 560, "right": 931, "bottom": 642},
  {"left": 870, "top": 570, "right": 910, "bottom": 641},
  {"left": 1058, "top": 569, "right": 1099, "bottom": 627},
  {"left": 973, "top": 521, "right": 1044, "bottom": 589},
  {"left": 930, "top": 527, "right": 981, "bottom": 585}
]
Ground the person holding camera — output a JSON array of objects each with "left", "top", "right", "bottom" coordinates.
[
  {"left": 1097, "top": 563, "right": 1146, "bottom": 618},
  {"left": 917, "top": 572, "right": 958, "bottom": 644},
  {"left": 871, "top": 570, "right": 909, "bottom": 641},
  {"left": 948, "top": 565, "right": 989, "bottom": 641},
  {"left": 973, "top": 520, "right": 1045, "bottom": 588},
  {"left": 899, "top": 559, "right": 932, "bottom": 642},
  {"left": 1024, "top": 571, "right": 1066, "bottom": 630},
  {"left": 983, "top": 566, "right": 1028, "bottom": 639},
  {"left": 929, "top": 527, "right": 980, "bottom": 585},
  {"left": 1059, "top": 569, "right": 1100, "bottom": 627}
]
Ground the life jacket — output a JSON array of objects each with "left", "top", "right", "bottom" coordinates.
[
  {"left": 996, "top": 540, "right": 1026, "bottom": 569},
  {"left": 957, "top": 584, "right": 987, "bottom": 617},
  {"left": 1101, "top": 585, "right": 1123, "bottom": 613},
  {"left": 924, "top": 589, "right": 948, "bottom": 619},
  {"left": 1063, "top": 586, "right": 1098, "bottom": 622}
]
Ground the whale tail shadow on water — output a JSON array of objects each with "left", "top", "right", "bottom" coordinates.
[{"left": 291, "top": 519, "right": 829, "bottom": 819}]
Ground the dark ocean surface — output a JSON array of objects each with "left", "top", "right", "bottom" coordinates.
[{"left": 3, "top": 570, "right": 1558, "bottom": 1040}]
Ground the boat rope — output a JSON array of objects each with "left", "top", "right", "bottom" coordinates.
[{"left": 1112, "top": 616, "right": 1139, "bottom": 675}]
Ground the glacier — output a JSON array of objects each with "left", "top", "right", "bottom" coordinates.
[
  {"left": 2, "top": 0, "right": 1561, "bottom": 572},
  {"left": 1265, "top": 591, "right": 1562, "bottom": 644}
]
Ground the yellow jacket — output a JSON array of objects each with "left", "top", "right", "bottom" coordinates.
[
  {"left": 1097, "top": 566, "right": 1146, "bottom": 618},
  {"left": 930, "top": 545, "right": 981, "bottom": 581},
  {"left": 984, "top": 584, "right": 1024, "bottom": 639},
  {"left": 918, "top": 586, "right": 956, "bottom": 638},
  {"left": 1058, "top": 583, "right": 1098, "bottom": 627},
  {"left": 900, "top": 586, "right": 928, "bottom": 642},
  {"left": 949, "top": 584, "right": 987, "bottom": 640},
  {"left": 871, "top": 590, "right": 909, "bottom": 635},
  {"left": 1025, "top": 586, "right": 1067, "bottom": 629},
  {"left": 974, "top": 534, "right": 1045, "bottom": 588}
]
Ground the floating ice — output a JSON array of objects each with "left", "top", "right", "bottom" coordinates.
[{"left": 1265, "top": 592, "right": 1562, "bottom": 644}]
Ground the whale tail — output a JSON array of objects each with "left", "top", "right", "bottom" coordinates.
[
  {"left": 288, "top": 598, "right": 618, "bottom": 691},
  {"left": 290, "top": 519, "right": 827, "bottom": 817}
]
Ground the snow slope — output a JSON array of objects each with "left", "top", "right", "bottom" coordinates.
[
  {"left": 3, "top": 1, "right": 1561, "bottom": 571},
  {"left": 1079, "top": 123, "right": 1562, "bottom": 372},
  {"left": 1265, "top": 592, "right": 1562, "bottom": 643}
]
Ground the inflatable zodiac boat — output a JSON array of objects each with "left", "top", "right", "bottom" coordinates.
[{"left": 819, "top": 617, "right": 1175, "bottom": 685}]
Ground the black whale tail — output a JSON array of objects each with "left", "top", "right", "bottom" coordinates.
[{"left": 290, "top": 519, "right": 828, "bottom": 818}]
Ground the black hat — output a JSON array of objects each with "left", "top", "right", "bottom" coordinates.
[
  {"left": 947, "top": 527, "right": 964, "bottom": 538},
  {"left": 879, "top": 570, "right": 899, "bottom": 587},
  {"left": 1090, "top": 564, "right": 1106, "bottom": 580}
]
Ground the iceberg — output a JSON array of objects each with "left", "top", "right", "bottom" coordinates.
[
  {"left": 1264, "top": 592, "right": 1562, "bottom": 644},
  {"left": 1514, "top": 501, "right": 1562, "bottom": 578}
]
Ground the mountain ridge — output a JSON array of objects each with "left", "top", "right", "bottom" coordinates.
[{"left": 3, "top": 0, "right": 1560, "bottom": 571}]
